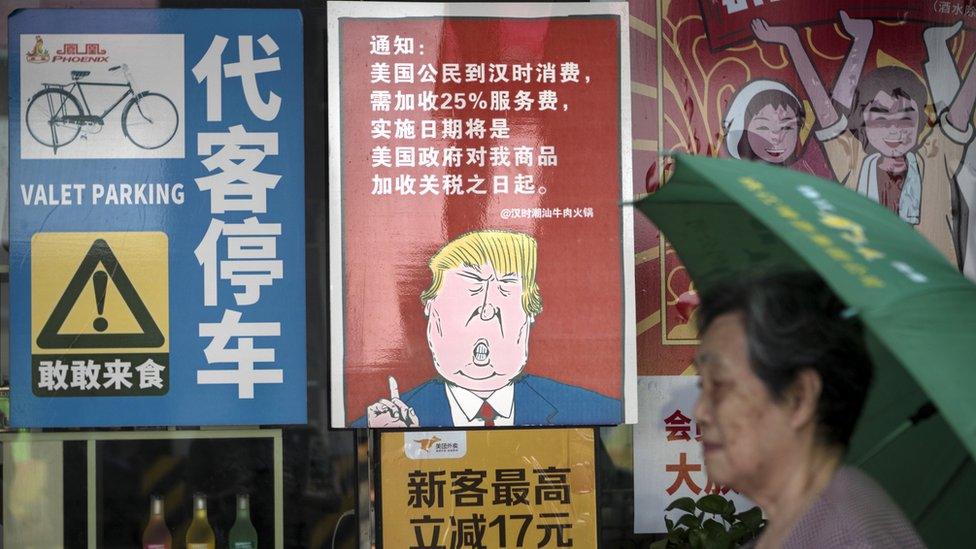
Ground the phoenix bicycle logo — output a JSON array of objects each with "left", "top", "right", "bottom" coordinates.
[
  {"left": 26, "top": 37, "right": 109, "bottom": 63},
  {"left": 53, "top": 42, "right": 109, "bottom": 63},
  {"left": 25, "top": 64, "right": 179, "bottom": 154}
]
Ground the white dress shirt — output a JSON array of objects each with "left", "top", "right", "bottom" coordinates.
[{"left": 444, "top": 382, "right": 515, "bottom": 426}]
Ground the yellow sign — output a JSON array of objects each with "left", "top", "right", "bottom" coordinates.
[
  {"left": 31, "top": 232, "right": 169, "bottom": 396},
  {"left": 380, "top": 428, "right": 597, "bottom": 548}
]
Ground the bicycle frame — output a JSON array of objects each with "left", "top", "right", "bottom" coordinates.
[
  {"left": 41, "top": 80, "right": 134, "bottom": 120},
  {"left": 29, "top": 64, "right": 178, "bottom": 153}
]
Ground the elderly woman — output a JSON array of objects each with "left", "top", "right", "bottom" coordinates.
[{"left": 694, "top": 272, "right": 925, "bottom": 548}]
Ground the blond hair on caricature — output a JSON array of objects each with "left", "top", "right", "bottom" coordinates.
[{"left": 421, "top": 230, "right": 543, "bottom": 316}]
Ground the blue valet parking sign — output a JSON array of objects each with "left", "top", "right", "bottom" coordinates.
[{"left": 8, "top": 10, "right": 306, "bottom": 427}]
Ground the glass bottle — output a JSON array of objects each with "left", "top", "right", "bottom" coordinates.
[
  {"left": 142, "top": 494, "right": 171, "bottom": 549},
  {"left": 185, "top": 493, "right": 216, "bottom": 549},
  {"left": 228, "top": 493, "right": 259, "bottom": 549}
]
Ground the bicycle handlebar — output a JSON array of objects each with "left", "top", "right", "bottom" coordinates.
[{"left": 108, "top": 65, "right": 121, "bottom": 71}]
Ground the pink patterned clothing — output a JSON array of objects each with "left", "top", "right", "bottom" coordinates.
[{"left": 747, "top": 466, "right": 925, "bottom": 548}]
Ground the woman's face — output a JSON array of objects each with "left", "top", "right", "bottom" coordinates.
[
  {"left": 862, "top": 91, "right": 920, "bottom": 158},
  {"left": 693, "top": 313, "right": 799, "bottom": 493},
  {"left": 745, "top": 104, "right": 799, "bottom": 164}
]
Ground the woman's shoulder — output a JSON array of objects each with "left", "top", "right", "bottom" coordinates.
[{"left": 782, "top": 466, "right": 926, "bottom": 548}]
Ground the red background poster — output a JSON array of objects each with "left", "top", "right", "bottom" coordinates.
[
  {"left": 632, "top": 0, "right": 976, "bottom": 374},
  {"left": 698, "top": 0, "right": 976, "bottom": 49},
  {"left": 336, "top": 14, "right": 627, "bottom": 424}
]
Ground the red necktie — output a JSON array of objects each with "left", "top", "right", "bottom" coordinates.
[{"left": 477, "top": 400, "right": 496, "bottom": 427}]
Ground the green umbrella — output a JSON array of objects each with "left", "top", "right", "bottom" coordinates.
[{"left": 635, "top": 154, "right": 976, "bottom": 547}]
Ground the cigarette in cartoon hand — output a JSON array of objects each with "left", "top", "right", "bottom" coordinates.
[{"left": 366, "top": 376, "right": 419, "bottom": 428}]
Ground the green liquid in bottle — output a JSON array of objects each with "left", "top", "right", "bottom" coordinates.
[{"left": 229, "top": 493, "right": 259, "bottom": 549}]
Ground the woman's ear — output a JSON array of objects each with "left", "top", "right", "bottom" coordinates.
[{"left": 787, "top": 369, "right": 823, "bottom": 430}]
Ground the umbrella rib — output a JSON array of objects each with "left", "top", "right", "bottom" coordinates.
[
  {"left": 854, "top": 403, "right": 937, "bottom": 467},
  {"left": 912, "top": 454, "right": 971, "bottom": 524},
  {"left": 853, "top": 420, "right": 912, "bottom": 467}
]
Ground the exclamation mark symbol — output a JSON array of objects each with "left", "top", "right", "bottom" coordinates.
[{"left": 92, "top": 270, "right": 108, "bottom": 332}]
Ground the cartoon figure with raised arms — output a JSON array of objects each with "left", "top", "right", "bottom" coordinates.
[
  {"left": 924, "top": 21, "right": 976, "bottom": 277},
  {"left": 355, "top": 230, "right": 620, "bottom": 428},
  {"left": 723, "top": 80, "right": 833, "bottom": 180},
  {"left": 754, "top": 11, "right": 976, "bottom": 264}
]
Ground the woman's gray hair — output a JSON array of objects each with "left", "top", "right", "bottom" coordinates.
[{"left": 698, "top": 271, "right": 872, "bottom": 448}]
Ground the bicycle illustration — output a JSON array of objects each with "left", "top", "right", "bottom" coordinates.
[{"left": 25, "top": 64, "right": 179, "bottom": 154}]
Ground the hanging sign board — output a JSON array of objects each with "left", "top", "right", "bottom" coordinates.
[
  {"left": 635, "top": 1, "right": 976, "bottom": 377},
  {"left": 8, "top": 9, "right": 306, "bottom": 427},
  {"left": 633, "top": 376, "right": 756, "bottom": 533},
  {"left": 327, "top": 1, "right": 636, "bottom": 429},
  {"left": 379, "top": 427, "right": 599, "bottom": 548}
]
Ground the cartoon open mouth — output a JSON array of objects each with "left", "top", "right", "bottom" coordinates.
[
  {"left": 883, "top": 139, "right": 903, "bottom": 149},
  {"left": 472, "top": 338, "right": 490, "bottom": 366},
  {"left": 765, "top": 147, "right": 785, "bottom": 156}
]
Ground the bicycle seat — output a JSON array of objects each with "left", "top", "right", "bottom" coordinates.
[{"left": 70, "top": 70, "right": 90, "bottom": 80}]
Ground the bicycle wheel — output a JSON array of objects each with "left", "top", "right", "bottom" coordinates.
[
  {"left": 25, "top": 89, "right": 82, "bottom": 149},
  {"left": 122, "top": 92, "right": 179, "bottom": 149}
]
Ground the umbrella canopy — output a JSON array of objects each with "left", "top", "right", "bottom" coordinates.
[{"left": 636, "top": 154, "right": 976, "bottom": 547}]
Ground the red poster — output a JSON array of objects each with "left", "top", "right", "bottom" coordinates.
[
  {"left": 328, "top": 3, "right": 636, "bottom": 428},
  {"left": 633, "top": 1, "right": 976, "bottom": 374},
  {"left": 697, "top": 0, "right": 974, "bottom": 49}
]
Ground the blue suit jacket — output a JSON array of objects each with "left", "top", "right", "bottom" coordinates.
[{"left": 351, "top": 374, "right": 620, "bottom": 427}]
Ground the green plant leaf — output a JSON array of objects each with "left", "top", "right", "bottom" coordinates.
[
  {"left": 720, "top": 500, "right": 735, "bottom": 523},
  {"left": 665, "top": 496, "right": 697, "bottom": 514},
  {"left": 704, "top": 529, "right": 733, "bottom": 549},
  {"left": 648, "top": 539, "right": 669, "bottom": 549},
  {"left": 702, "top": 519, "right": 725, "bottom": 537},
  {"left": 733, "top": 506, "right": 764, "bottom": 530},
  {"left": 667, "top": 528, "right": 689, "bottom": 546},
  {"left": 677, "top": 513, "right": 702, "bottom": 531},
  {"left": 697, "top": 494, "right": 734, "bottom": 516},
  {"left": 728, "top": 522, "right": 749, "bottom": 542},
  {"left": 665, "top": 517, "right": 675, "bottom": 533},
  {"left": 689, "top": 529, "right": 706, "bottom": 549}
]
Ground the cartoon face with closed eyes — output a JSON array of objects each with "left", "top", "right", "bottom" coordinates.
[
  {"left": 421, "top": 230, "right": 543, "bottom": 392},
  {"left": 861, "top": 91, "right": 921, "bottom": 158},
  {"left": 745, "top": 103, "right": 800, "bottom": 164}
]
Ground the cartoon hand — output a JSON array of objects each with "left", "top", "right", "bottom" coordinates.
[
  {"left": 839, "top": 11, "right": 874, "bottom": 41},
  {"left": 366, "top": 377, "right": 420, "bottom": 428},
  {"left": 751, "top": 18, "right": 799, "bottom": 46},
  {"left": 923, "top": 19, "right": 963, "bottom": 49}
]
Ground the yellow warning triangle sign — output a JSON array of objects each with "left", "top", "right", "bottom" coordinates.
[{"left": 36, "top": 239, "right": 164, "bottom": 349}]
